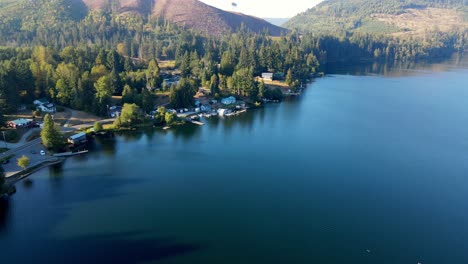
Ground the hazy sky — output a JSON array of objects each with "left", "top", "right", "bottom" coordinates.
[{"left": 199, "top": 0, "right": 322, "bottom": 18}]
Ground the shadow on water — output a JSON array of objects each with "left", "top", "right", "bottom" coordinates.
[
  {"left": 0, "top": 170, "right": 149, "bottom": 239},
  {"left": 0, "top": 198, "right": 11, "bottom": 235},
  {"left": 2, "top": 231, "right": 203, "bottom": 264},
  {"left": 90, "top": 136, "right": 117, "bottom": 157},
  {"left": 172, "top": 123, "right": 201, "bottom": 141}
]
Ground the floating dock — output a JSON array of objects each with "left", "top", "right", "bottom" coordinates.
[
  {"left": 188, "top": 120, "right": 204, "bottom": 126},
  {"left": 225, "top": 109, "right": 247, "bottom": 117}
]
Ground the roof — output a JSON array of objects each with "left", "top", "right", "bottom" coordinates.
[
  {"left": 43, "top": 103, "right": 55, "bottom": 108},
  {"left": 69, "top": 132, "right": 86, "bottom": 140},
  {"left": 34, "top": 98, "right": 49, "bottom": 104},
  {"left": 9, "top": 118, "right": 32, "bottom": 126}
]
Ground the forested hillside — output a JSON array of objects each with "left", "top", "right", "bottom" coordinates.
[{"left": 285, "top": 0, "right": 468, "bottom": 37}]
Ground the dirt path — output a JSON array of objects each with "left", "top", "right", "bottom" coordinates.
[{"left": 64, "top": 108, "right": 101, "bottom": 126}]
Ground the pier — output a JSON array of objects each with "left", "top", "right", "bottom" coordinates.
[{"left": 187, "top": 119, "right": 204, "bottom": 126}]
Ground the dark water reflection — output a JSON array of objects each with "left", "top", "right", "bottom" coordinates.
[
  {"left": 321, "top": 53, "right": 467, "bottom": 76},
  {"left": 7, "top": 231, "right": 202, "bottom": 264},
  {"left": 0, "top": 199, "right": 11, "bottom": 234}
]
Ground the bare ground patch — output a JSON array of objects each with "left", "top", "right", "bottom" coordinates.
[
  {"left": 66, "top": 108, "right": 101, "bottom": 126},
  {"left": 371, "top": 8, "right": 467, "bottom": 37}
]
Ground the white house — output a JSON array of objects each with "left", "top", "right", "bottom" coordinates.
[
  {"left": 262, "top": 72, "right": 273, "bottom": 81},
  {"left": 38, "top": 103, "right": 56, "bottom": 113},
  {"left": 221, "top": 96, "right": 236, "bottom": 105}
]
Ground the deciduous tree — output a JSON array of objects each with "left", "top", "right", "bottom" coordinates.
[
  {"left": 17, "top": 155, "right": 30, "bottom": 170},
  {"left": 93, "top": 121, "right": 103, "bottom": 132}
]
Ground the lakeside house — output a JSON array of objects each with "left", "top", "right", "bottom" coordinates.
[
  {"left": 7, "top": 118, "right": 33, "bottom": 128},
  {"left": 221, "top": 96, "right": 236, "bottom": 105},
  {"left": 34, "top": 99, "right": 56, "bottom": 113},
  {"left": 68, "top": 132, "right": 87, "bottom": 145},
  {"left": 262, "top": 72, "right": 273, "bottom": 81},
  {"left": 38, "top": 103, "right": 56, "bottom": 113}
]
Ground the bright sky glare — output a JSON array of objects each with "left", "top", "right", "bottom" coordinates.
[{"left": 199, "top": 0, "right": 322, "bottom": 18}]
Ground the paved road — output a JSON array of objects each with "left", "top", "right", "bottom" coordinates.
[{"left": 2, "top": 138, "right": 48, "bottom": 177}]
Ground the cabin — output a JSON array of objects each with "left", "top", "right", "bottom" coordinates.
[
  {"left": 7, "top": 118, "right": 33, "bottom": 128},
  {"left": 262, "top": 72, "right": 273, "bottom": 81},
  {"left": 221, "top": 96, "right": 236, "bottom": 105},
  {"left": 68, "top": 132, "right": 87, "bottom": 144},
  {"left": 38, "top": 103, "right": 56, "bottom": 113}
]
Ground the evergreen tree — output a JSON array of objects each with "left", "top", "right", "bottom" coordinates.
[
  {"left": 169, "top": 78, "right": 197, "bottom": 109},
  {"left": 286, "top": 68, "right": 294, "bottom": 86},
  {"left": 258, "top": 80, "right": 266, "bottom": 100},
  {"left": 40, "top": 114, "right": 63, "bottom": 150},
  {"left": 146, "top": 59, "right": 161, "bottom": 90}
]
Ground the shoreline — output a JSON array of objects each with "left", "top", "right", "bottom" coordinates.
[
  {"left": 5, "top": 157, "right": 64, "bottom": 186},
  {"left": 1, "top": 85, "right": 308, "bottom": 193}
]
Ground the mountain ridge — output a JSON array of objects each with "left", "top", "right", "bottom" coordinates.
[
  {"left": 80, "top": 0, "right": 286, "bottom": 36},
  {"left": 0, "top": 0, "right": 286, "bottom": 36}
]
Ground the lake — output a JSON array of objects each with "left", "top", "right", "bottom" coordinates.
[{"left": 1, "top": 57, "right": 468, "bottom": 263}]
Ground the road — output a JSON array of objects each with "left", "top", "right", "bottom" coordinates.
[{"left": 2, "top": 138, "right": 50, "bottom": 178}]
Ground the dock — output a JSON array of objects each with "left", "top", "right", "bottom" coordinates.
[
  {"left": 225, "top": 109, "right": 247, "bottom": 117},
  {"left": 188, "top": 120, "right": 204, "bottom": 126}
]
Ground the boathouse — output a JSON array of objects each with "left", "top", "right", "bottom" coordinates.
[{"left": 68, "top": 132, "right": 87, "bottom": 144}]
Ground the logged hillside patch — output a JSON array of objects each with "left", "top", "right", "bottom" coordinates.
[
  {"left": 373, "top": 8, "right": 467, "bottom": 37},
  {"left": 285, "top": 0, "right": 468, "bottom": 39}
]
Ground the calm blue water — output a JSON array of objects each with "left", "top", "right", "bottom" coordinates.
[{"left": 1, "top": 59, "right": 468, "bottom": 263}]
